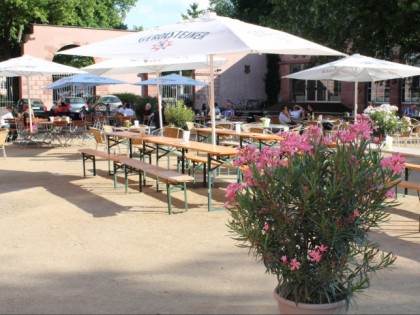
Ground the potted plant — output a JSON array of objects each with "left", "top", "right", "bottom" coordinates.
[
  {"left": 164, "top": 100, "right": 195, "bottom": 141},
  {"left": 225, "top": 116, "right": 405, "bottom": 314},
  {"left": 363, "top": 104, "right": 400, "bottom": 138}
]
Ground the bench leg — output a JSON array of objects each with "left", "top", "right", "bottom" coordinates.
[
  {"left": 167, "top": 183, "right": 172, "bottom": 215},
  {"left": 183, "top": 182, "right": 188, "bottom": 212},
  {"left": 82, "top": 153, "right": 87, "bottom": 177},
  {"left": 82, "top": 154, "right": 95, "bottom": 176},
  {"left": 123, "top": 165, "right": 128, "bottom": 193}
]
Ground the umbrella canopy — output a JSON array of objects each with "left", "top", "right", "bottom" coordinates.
[
  {"left": 133, "top": 73, "right": 208, "bottom": 86},
  {"left": 82, "top": 55, "right": 228, "bottom": 75},
  {"left": 59, "top": 13, "right": 344, "bottom": 59},
  {"left": 42, "top": 73, "right": 128, "bottom": 90},
  {"left": 0, "top": 55, "right": 85, "bottom": 130},
  {"left": 83, "top": 55, "right": 227, "bottom": 128},
  {"left": 284, "top": 54, "right": 420, "bottom": 115},
  {"left": 59, "top": 12, "right": 345, "bottom": 144}
]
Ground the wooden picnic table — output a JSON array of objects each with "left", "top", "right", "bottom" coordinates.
[{"left": 104, "top": 131, "right": 239, "bottom": 211}]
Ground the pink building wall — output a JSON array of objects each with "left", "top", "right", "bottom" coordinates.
[{"left": 22, "top": 25, "right": 141, "bottom": 109}]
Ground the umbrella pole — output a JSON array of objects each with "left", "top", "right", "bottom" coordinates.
[
  {"left": 354, "top": 81, "right": 358, "bottom": 122},
  {"left": 209, "top": 54, "right": 216, "bottom": 145},
  {"left": 157, "top": 72, "right": 163, "bottom": 130},
  {"left": 26, "top": 76, "right": 33, "bottom": 134}
]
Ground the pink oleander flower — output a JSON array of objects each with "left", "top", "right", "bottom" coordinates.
[
  {"left": 380, "top": 154, "right": 405, "bottom": 175},
  {"left": 318, "top": 244, "right": 328, "bottom": 253},
  {"left": 281, "top": 255, "right": 288, "bottom": 264},
  {"left": 290, "top": 258, "right": 301, "bottom": 270},
  {"left": 263, "top": 222, "right": 270, "bottom": 231},
  {"left": 225, "top": 183, "right": 243, "bottom": 200},
  {"left": 385, "top": 189, "right": 396, "bottom": 199},
  {"left": 309, "top": 250, "right": 322, "bottom": 262}
]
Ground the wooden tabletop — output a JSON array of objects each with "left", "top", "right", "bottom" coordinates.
[
  {"left": 194, "top": 127, "right": 283, "bottom": 141},
  {"left": 381, "top": 146, "right": 420, "bottom": 158},
  {"left": 105, "top": 131, "right": 238, "bottom": 156}
]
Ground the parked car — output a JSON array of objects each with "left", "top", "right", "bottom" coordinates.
[
  {"left": 16, "top": 98, "right": 48, "bottom": 117},
  {"left": 87, "top": 95, "right": 122, "bottom": 113},
  {"left": 52, "top": 97, "right": 88, "bottom": 119}
]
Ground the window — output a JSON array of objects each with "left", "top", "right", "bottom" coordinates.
[
  {"left": 401, "top": 76, "right": 420, "bottom": 103},
  {"left": 289, "top": 64, "right": 340, "bottom": 102},
  {"left": 368, "top": 81, "right": 390, "bottom": 103}
]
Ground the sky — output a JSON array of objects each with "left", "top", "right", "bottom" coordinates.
[{"left": 124, "top": 0, "right": 210, "bottom": 30}]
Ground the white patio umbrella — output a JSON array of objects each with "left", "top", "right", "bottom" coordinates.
[
  {"left": 284, "top": 54, "right": 420, "bottom": 115},
  {"left": 82, "top": 55, "right": 227, "bottom": 129},
  {"left": 59, "top": 12, "right": 345, "bottom": 144},
  {"left": 0, "top": 55, "right": 85, "bottom": 131}
]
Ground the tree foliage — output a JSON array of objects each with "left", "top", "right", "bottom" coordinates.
[
  {"left": 181, "top": 2, "right": 207, "bottom": 20},
  {"left": 210, "top": 0, "right": 420, "bottom": 61},
  {"left": 0, "top": 0, "right": 136, "bottom": 61},
  {"left": 264, "top": 0, "right": 420, "bottom": 61}
]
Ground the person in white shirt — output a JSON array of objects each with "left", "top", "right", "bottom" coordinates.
[
  {"left": 0, "top": 106, "right": 15, "bottom": 128},
  {"left": 118, "top": 102, "right": 127, "bottom": 115},
  {"left": 123, "top": 104, "right": 136, "bottom": 117},
  {"left": 279, "top": 106, "right": 292, "bottom": 124},
  {"left": 290, "top": 104, "right": 304, "bottom": 120}
]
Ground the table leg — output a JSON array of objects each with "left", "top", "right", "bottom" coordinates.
[{"left": 207, "top": 153, "right": 212, "bottom": 211}]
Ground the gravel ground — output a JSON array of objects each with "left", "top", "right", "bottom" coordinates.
[{"left": 0, "top": 142, "right": 419, "bottom": 314}]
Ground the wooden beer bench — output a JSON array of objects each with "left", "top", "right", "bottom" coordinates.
[{"left": 78, "top": 149, "right": 194, "bottom": 214}]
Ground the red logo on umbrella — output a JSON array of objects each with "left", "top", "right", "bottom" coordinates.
[{"left": 152, "top": 40, "right": 173, "bottom": 51}]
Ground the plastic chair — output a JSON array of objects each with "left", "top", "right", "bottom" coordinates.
[
  {"left": 152, "top": 126, "right": 182, "bottom": 168},
  {"left": 217, "top": 123, "right": 240, "bottom": 147},
  {"left": 289, "top": 124, "right": 303, "bottom": 135},
  {"left": 143, "top": 112, "right": 154, "bottom": 126},
  {"left": 69, "top": 120, "right": 89, "bottom": 146},
  {"left": 89, "top": 127, "right": 108, "bottom": 152},
  {"left": 51, "top": 120, "right": 71, "bottom": 146},
  {"left": 269, "top": 115, "right": 281, "bottom": 124},
  {"left": 249, "top": 127, "right": 264, "bottom": 134},
  {"left": 130, "top": 126, "right": 153, "bottom": 163}
]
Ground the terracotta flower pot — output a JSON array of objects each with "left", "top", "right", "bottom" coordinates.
[{"left": 273, "top": 291, "right": 346, "bottom": 314}]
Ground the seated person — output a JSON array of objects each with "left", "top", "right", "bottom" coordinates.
[
  {"left": 22, "top": 107, "right": 35, "bottom": 130},
  {"left": 56, "top": 102, "right": 70, "bottom": 116},
  {"left": 290, "top": 104, "right": 304, "bottom": 120},
  {"left": 123, "top": 104, "right": 136, "bottom": 117},
  {"left": 143, "top": 103, "right": 154, "bottom": 125},
  {"left": 201, "top": 103, "right": 208, "bottom": 116},
  {"left": 222, "top": 102, "right": 235, "bottom": 118},
  {"left": 0, "top": 106, "right": 15, "bottom": 128},
  {"left": 118, "top": 102, "right": 128, "bottom": 115},
  {"left": 403, "top": 103, "right": 417, "bottom": 117},
  {"left": 279, "top": 106, "right": 292, "bottom": 124},
  {"left": 306, "top": 104, "right": 314, "bottom": 119},
  {"left": 143, "top": 103, "right": 153, "bottom": 116}
]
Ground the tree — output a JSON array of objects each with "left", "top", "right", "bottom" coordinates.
[
  {"left": 181, "top": 2, "right": 207, "bottom": 20},
  {"left": 210, "top": 0, "right": 419, "bottom": 61},
  {"left": 209, "top": 0, "right": 237, "bottom": 17},
  {"left": 263, "top": 0, "right": 420, "bottom": 61},
  {"left": 0, "top": 0, "right": 136, "bottom": 61}
]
